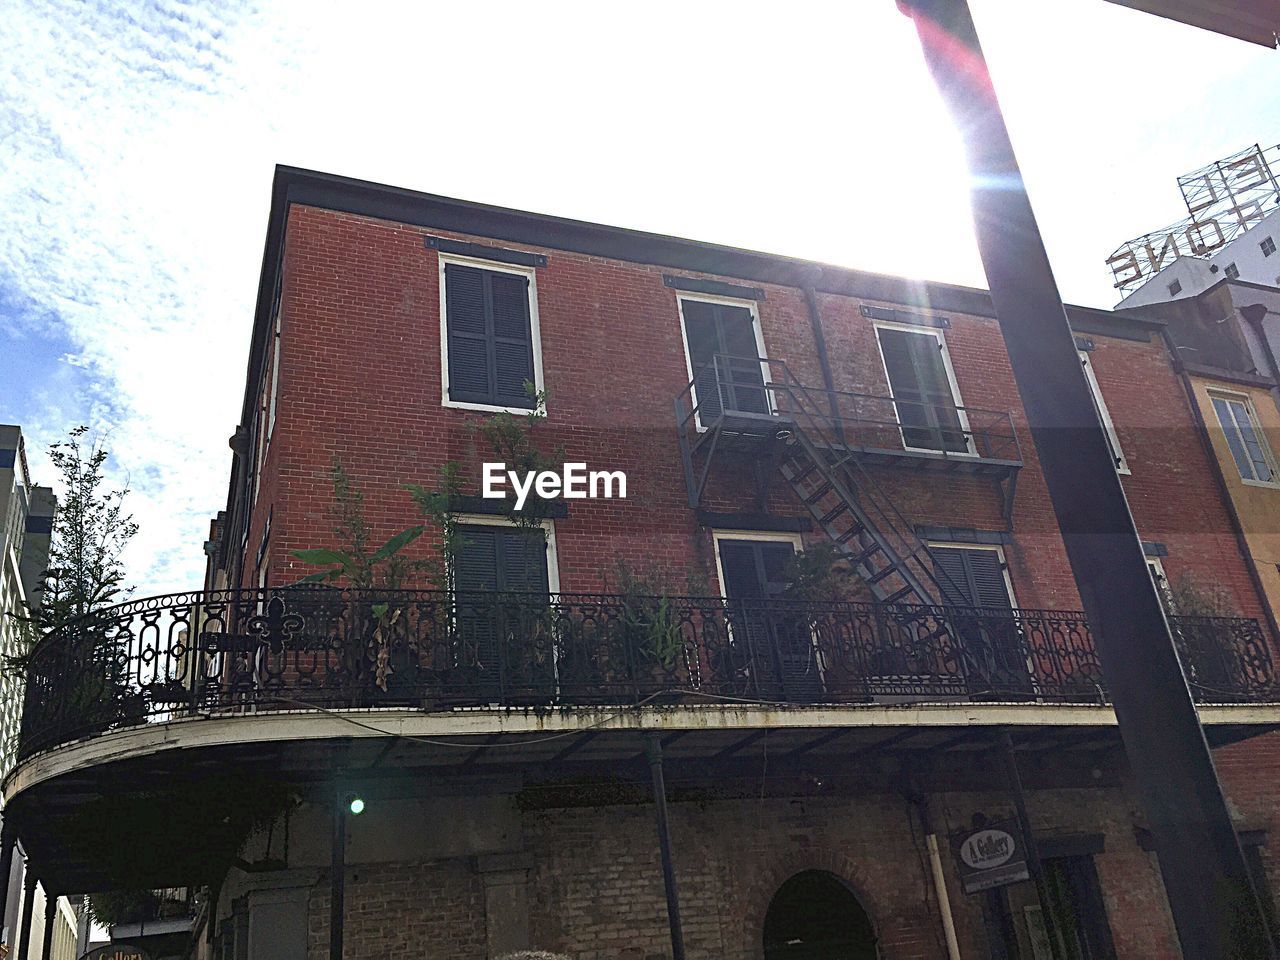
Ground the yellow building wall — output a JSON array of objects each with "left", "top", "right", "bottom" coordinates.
[{"left": 1191, "top": 376, "right": 1280, "bottom": 627}]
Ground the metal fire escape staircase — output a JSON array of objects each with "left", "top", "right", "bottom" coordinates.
[{"left": 676, "top": 356, "right": 966, "bottom": 605}]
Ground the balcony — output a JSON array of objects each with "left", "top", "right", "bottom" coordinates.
[
  {"left": 675, "top": 356, "right": 1023, "bottom": 472},
  {"left": 16, "top": 589, "right": 1280, "bottom": 763}
]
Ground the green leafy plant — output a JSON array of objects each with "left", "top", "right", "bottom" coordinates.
[
  {"left": 87, "top": 889, "right": 162, "bottom": 928},
  {"left": 292, "top": 461, "right": 425, "bottom": 590},
  {"left": 472, "top": 382, "right": 564, "bottom": 539},
  {"left": 780, "top": 542, "right": 864, "bottom": 602},
  {"left": 3, "top": 427, "right": 142, "bottom": 750},
  {"left": 607, "top": 559, "right": 698, "bottom": 671}
]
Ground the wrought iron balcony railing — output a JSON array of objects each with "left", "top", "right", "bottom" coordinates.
[
  {"left": 673, "top": 355, "right": 1022, "bottom": 464},
  {"left": 15, "top": 589, "right": 1279, "bottom": 762}
]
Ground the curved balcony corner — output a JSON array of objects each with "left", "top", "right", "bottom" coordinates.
[{"left": 14, "top": 587, "right": 1280, "bottom": 769}]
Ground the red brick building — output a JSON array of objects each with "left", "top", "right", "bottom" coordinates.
[{"left": 7, "top": 166, "right": 1280, "bottom": 960}]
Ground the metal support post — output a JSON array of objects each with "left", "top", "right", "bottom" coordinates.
[
  {"left": 645, "top": 735, "right": 686, "bottom": 960},
  {"left": 898, "top": 1, "right": 1275, "bottom": 954}
]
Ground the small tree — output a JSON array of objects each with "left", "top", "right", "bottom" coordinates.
[
  {"left": 36, "top": 426, "right": 138, "bottom": 627},
  {"left": 4, "top": 427, "right": 140, "bottom": 753}
]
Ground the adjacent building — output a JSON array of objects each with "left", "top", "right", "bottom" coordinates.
[
  {"left": 5, "top": 170, "right": 1280, "bottom": 960},
  {"left": 0, "top": 425, "right": 78, "bottom": 960}
]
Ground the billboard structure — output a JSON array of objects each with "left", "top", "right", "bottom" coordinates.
[{"left": 1107, "top": 142, "right": 1280, "bottom": 292}]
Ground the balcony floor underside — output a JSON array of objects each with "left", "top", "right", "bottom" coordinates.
[{"left": 6, "top": 701, "right": 1278, "bottom": 894}]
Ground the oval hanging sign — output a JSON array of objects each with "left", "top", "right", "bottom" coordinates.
[
  {"left": 960, "top": 828, "right": 1016, "bottom": 870},
  {"left": 950, "top": 818, "right": 1031, "bottom": 894}
]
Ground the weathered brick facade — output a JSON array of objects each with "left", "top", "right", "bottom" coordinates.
[
  {"left": 198, "top": 169, "right": 1280, "bottom": 960},
  {"left": 239, "top": 202, "right": 1270, "bottom": 629}
]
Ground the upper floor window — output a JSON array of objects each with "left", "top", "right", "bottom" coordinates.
[
  {"left": 875, "top": 324, "right": 971, "bottom": 454},
  {"left": 440, "top": 258, "right": 542, "bottom": 412},
  {"left": 1261, "top": 236, "right": 1276, "bottom": 258},
  {"left": 1168, "top": 279, "right": 1182, "bottom": 296},
  {"left": 1079, "top": 351, "right": 1129, "bottom": 474},
  {"left": 1211, "top": 392, "right": 1277, "bottom": 485},
  {"left": 678, "top": 296, "right": 770, "bottom": 422},
  {"left": 1224, "top": 262, "right": 1240, "bottom": 280},
  {"left": 928, "top": 543, "right": 1015, "bottom": 609}
]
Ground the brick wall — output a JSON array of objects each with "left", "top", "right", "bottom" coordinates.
[
  {"left": 307, "top": 859, "right": 487, "bottom": 960},
  {"left": 289, "top": 783, "right": 1185, "bottom": 960},
  {"left": 236, "top": 202, "right": 1267, "bottom": 626}
]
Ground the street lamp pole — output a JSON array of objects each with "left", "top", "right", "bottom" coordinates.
[{"left": 897, "top": 1, "right": 1274, "bottom": 956}]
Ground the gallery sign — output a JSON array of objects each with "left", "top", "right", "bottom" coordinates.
[
  {"left": 80, "top": 945, "right": 152, "bottom": 960},
  {"left": 951, "top": 819, "right": 1030, "bottom": 894}
]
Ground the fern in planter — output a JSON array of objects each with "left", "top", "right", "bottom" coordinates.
[{"left": 606, "top": 559, "right": 706, "bottom": 687}]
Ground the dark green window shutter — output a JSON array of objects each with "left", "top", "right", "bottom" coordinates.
[
  {"left": 445, "top": 264, "right": 535, "bottom": 408},
  {"left": 932, "top": 546, "right": 1012, "bottom": 609},
  {"left": 456, "top": 525, "right": 549, "bottom": 593},
  {"left": 455, "top": 526, "right": 500, "bottom": 592}
]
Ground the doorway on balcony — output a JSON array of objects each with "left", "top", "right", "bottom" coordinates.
[
  {"left": 763, "top": 870, "right": 878, "bottom": 960},
  {"left": 678, "top": 295, "right": 772, "bottom": 425},
  {"left": 453, "top": 518, "right": 558, "bottom": 704},
  {"left": 713, "top": 532, "right": 822, "bottom": 701},
  {"left": 929, "top": 542, "right": 1032, "bottom": 696}
]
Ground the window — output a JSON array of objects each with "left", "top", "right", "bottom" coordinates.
[
  {"left": 929, "top": 543, "right": 1015, "bottom": 608},
  {"left": 455, "top": 521, "right": 554, "bottom": 594},
  {"left": 1261, "top": 236, "right": 1276, "bottom": 257},
  {"left": 1168, "top": 279, "right": 1183, "bottom": 296},
  {"left": 875, "top": 324, "right": 972, "bottom": 453},
  {"left": 1147, "top": 556, "right": 1174, "bottom": 610},
  {"left": 1079, "top": 351, "right": 1129, "bottom": 473},
  {"left": 1225, "top": 262, "right": 1240, "bottom": 280},
  {"left": 440, "top": 258, "right": 542, "bottom": 411},
  {"left": 1211, "top": 393, "right": 1277, "bottom": 484},
  {"left": 678, "top": 296, "right": 770, "bottom": 423}
]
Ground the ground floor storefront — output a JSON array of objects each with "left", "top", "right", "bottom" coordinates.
[{"left": 198, "top": 756, "right": 1276, "bottom": 960}]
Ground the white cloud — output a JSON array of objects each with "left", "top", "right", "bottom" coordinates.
[{"left": 1, "top": 0, "right": 1277, "bottom": 596}]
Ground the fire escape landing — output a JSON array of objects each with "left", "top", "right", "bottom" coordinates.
[{"left": 674, "top": 356, "right": 1023, "bottom": 605}]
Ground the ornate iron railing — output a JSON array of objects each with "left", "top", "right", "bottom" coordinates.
[{"left": 15, "top": 589, "right": 1279, "bottom": 762}]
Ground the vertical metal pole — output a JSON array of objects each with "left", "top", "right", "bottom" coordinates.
[
  {"left": 16, "top": 872, "right": 35, "bottom": 960},
  {"left": 998, "top": 732, "right": 1062, "bottom": 960},
  {"left": 645, "top": 735, "right": 686, "bottom": 960},
  {"left": 0, "top": 824, "right": 16, "bottom": 940},
  {"left": 898, "top": 1, "right": 1274, "bottom": 956},
  {"left": 330, "top": 791, "right": 346, "bottom": 960},
  {"left": 39, "top": 891, "right": 55, "bottom": 960}
]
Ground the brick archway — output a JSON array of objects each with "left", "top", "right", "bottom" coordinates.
[{"left": 740, "top": 850, "right": 881, "bottom": 960}]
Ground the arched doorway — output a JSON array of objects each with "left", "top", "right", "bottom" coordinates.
[{"left": 763, "top": 870, "right": 877, "bottom": 960}]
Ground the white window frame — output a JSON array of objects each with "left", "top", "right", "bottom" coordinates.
[
  {"left": 676, "top": 293, "right": 775, "bottom": 429},
  {"left": 873, "top": 320, "right": 976, "bottom": 457},
  {"left": 438, "top": 253, "right": 546, "bottom": 415},
  {"left": 1209, "top": 389, "right": 1280, "bottom": 488},
  {"left": 454, "top": 513, "right": 561, "bottom": 595},
  {"left": 925, "top": 541, "right": 1019, "bottom": 608},
  {"left": 1078, "top": 351, "right": 1130, "bottom": 475},
  {"left": 1146, "top": 556, "right": 1174, "bottom": 610},
  {"left": 710, "top": 529, "right": 803, "bottom": 598},
  {"left": 1260, "top": 236, "right": 1275, "bottom": 258}
]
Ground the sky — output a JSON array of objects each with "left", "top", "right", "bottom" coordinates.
[{"left": 0, "top": 0, "right": 1277, "bottom": 597}]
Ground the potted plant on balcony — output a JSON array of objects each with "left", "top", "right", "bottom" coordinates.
[
  {"left": 604, "top": 560, "right": 701, "bottom": 698},
  {"left": 292, "top": 461, "right": 437, "bottom": 704},
  {"left": 1164, "top": 572, "right": 1240, "bottom": 693}
]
